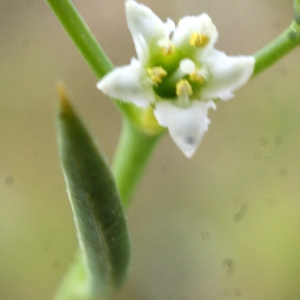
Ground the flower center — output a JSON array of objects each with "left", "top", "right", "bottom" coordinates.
[
  {"left": 148, "top": 60, "right": 207, "bottom": 102},
  {"left": 147, "top": 32, "right": 210, "bottom": 103}
]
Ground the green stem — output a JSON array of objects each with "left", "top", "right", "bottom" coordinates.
[
  {"left": 45, "top": 0, "right": 137, "bottom": 119},
  {"left": 45, "top": 0, "right": 113, "bottom": 78},
  {"left": 53, "top": 251, "right": 86, "bottom": 300},
  {"left": 295, "top": 0, "right": 300, "bottom": 21},
  {"left": 253, "top": 21, "right": 300, "bottom": 77},
  {"left": 112, "top": 121, "right": 163, "bottom": 208}
]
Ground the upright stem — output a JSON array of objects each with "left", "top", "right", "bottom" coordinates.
[
  {"left": 112, "top": 121, "right": 163, "bottom": 208},
  {"left": 46, "top": 0, "right": 113, "bottom": 78},
  {"left": 45, "top": 0, "right": 137, "bottom": 118}
]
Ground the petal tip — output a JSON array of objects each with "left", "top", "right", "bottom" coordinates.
[
  {"left": 154, "top": 101, "right": 215, "bottom": 158},
  {"left": 125, "top": 0, "right": 137, "bottom": 7},
  {"left": 125, "top": 0, "right": 139, "bottom": 13},
  {"left": 125, "top": 0, "right": 150, "bottom": 17},
  {"left": 96, "top": 79, "right": 104, "bottom": 91},
  {"left": 178, "top": 141, "right": 198, "bottom": 158}
]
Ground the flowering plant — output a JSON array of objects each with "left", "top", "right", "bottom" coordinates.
[{"left": 44, "top": 0, "right": 300, "bottom": 299}]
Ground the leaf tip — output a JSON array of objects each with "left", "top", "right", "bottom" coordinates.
[{"left": 56, "top": 82, "right": 72, "bottom": 114}]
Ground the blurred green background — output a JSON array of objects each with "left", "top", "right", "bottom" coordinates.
[{"left": 1, "top": 0, "right": 300, "bottom": 299}]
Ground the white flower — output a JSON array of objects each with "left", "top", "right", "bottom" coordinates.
[{"left": 97, "top": 0, "right": 255, "bottom": 158}]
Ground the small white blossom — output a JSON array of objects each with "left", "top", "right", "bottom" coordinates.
[{"left": 97, "top": 0, "right": 255, "bottom": 158}]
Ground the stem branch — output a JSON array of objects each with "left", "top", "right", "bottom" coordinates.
[{"left": 253, "top": 21, "right": 300, "bottom": 77}]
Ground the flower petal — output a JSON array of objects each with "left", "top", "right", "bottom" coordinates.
[
  {"left": 154, "top": 101, "right": 216, "bottom": 158},
  {"left": 201, "top": 50, "right": 255, "bottom": 100},
  {"left": 125, "top": 0, "right": 173, "bottom": 62},
  {"left": 97, "top": 62, "right": 154, "bottom": 107},
  {"left": 172, "top": 14, "right": 218, "bottom": 57}
]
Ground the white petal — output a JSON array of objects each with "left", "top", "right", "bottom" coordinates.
[
  {"left": 201, "top": 50, "right": 255, "bottom": 100},
  {"left": 97, "top": 63, "right": 154, "bottom": 107},
  {"left": 154, "top": 101, "right": 216, "bottom": 158},
  {"left": 172, "top": 14, "right": 218, "bottom": 55},
  {"left": 165, "top": 18, "right": 176, "bottom": 36},
  {"left": 125, "top": 0, "right": 172, "bottom": 62}
]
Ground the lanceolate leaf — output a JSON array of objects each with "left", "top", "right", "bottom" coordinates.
[{"left": 56, "top": 86, "right": 131, "bottom": 299}]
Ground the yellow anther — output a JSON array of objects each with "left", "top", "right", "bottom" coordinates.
[
  {"left": 159, "top": 42, "right": 175, "bottom": 56},
  {"left": 176, "top": 79, "right": 193, "bottom": 97},
  {"left": 189, "top": 32, "right": 210, "bottom": 47},
  {"left": 147, "top": 67, "right": 167, "bottom": 85},
  {"left": 189, "top": 71, "right": 206, "bottom": 84}
]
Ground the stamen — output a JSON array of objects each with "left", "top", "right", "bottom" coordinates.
[
  {"left": 189, "top": 72, "right": 205, "bottom": 84},
  {"left": 159, "top": 40, "right": 175, "bottom": 56},
  {"left": 176, "top": 79, "right": 193, "bottom": 97},
  {"left": 147, "top": 67, "right": 167, "bottom": 85},
  {"left": 189, "top": 32, "right": 210, "bottom": 47}
]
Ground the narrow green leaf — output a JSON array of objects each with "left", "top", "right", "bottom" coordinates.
[{"left": 55, "top": 86, "right": 131, "bottom": 299}]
